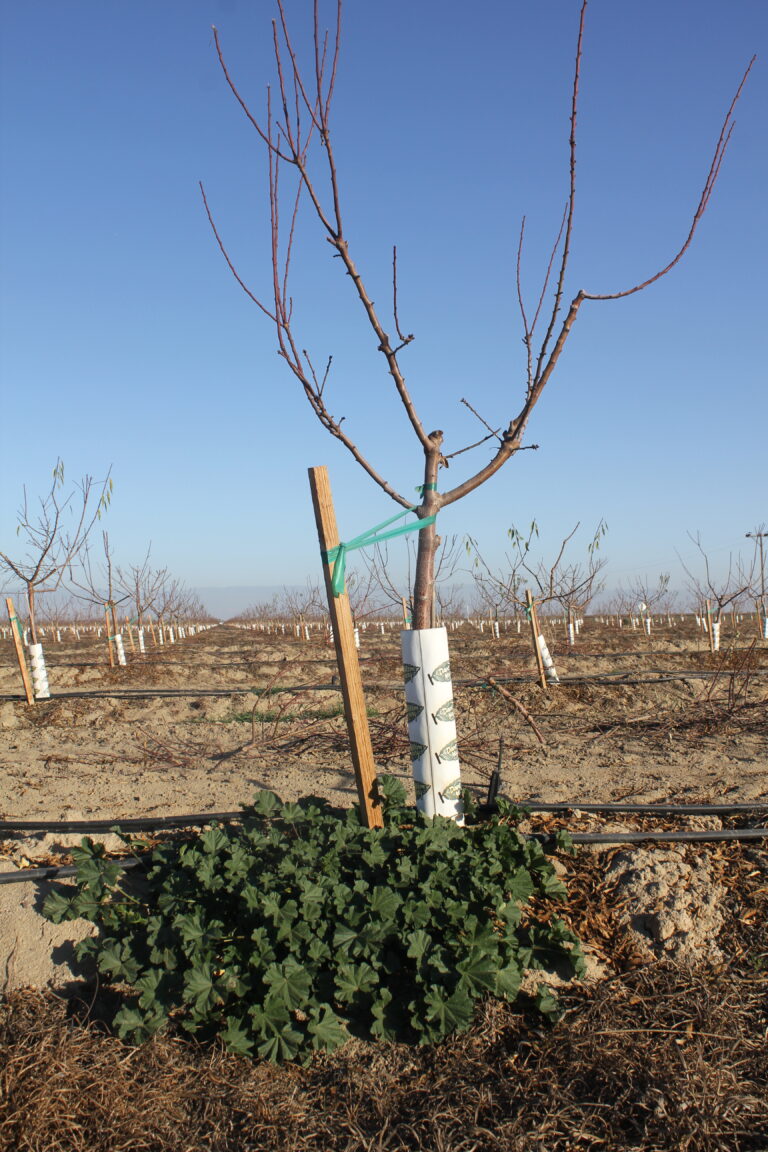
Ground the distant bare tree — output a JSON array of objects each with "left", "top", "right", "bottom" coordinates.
[
  {"left": 178, "top": 591, "right": 210, "bottom": 621},
  {"left": 37, "top": 592, "right": 77, "bottom": 629},
  {"left": 680, "top": 531, "right": 754, "bottom": 645},
  {"left": 0, "top": 459, "right": 112, "bottom": 643},
  {"left": 629, "top": 573, "right": 671, "bottom": 616},
  {"left": 155, "top": 577, "right": 203, "bottom": 626},
  {"left": 279, "top": 580, "right": 325, "bottom": 623},
  {"left": 69, "top": 531, "right": 127, "bottom": 620},
  {"left": 434, "top": 583, "right": 466, "bottom": 624},
  {"left": 115, "top": 546, "right": 169, "bottom": 627},
  {"left": 344, "top": 567, "right": 384, "bottom": 625},
  {"left": 239, "top": 595, "right": 280, "bottom": 621},
  {"left": 468, "top": 520, "right": 607, "bottom": 637},
  {"left": 364, "top": 535, "right": 462, "bottom": 623},
  {"left": 467, "top": 523, "right": 536, "bottom": 620}
]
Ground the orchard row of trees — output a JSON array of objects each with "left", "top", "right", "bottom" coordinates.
[
  {"left": 0, "top": 461, "right": 210, "bottom": 642},
  {"left": 237, "top": 521, "right": 767, "bottom": 630}
]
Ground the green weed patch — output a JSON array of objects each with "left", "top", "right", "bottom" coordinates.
[{"left": 44, "top": 779, "right": 584, "bottom": 1062}]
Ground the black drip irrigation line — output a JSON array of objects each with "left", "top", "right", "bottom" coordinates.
[
  {"left": 568, "top": 828, "right": 767, "bottom": 844},
  {"left": 0, "top": 856, "right": 149, "bottom": 885},
  {"left": 520, "top": 801, "right": 768, "bottom": 815},
  {"left": 1, "top": 802, "right": 766, "bottom": 887},
  {"left": 0, "top": 812, "right": 245, "bottom": 834},
  {"left": 3, "top": 666, "right": 766, "bottom": 705},
  {"left": 2, "top": 801, "right": 766, "bottom": 836}
]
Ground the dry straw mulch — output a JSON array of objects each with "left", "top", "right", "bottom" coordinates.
[{"left": 2, "top": 842, "right": 767, "bottom": 1152}]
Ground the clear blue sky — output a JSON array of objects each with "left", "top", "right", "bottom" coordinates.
[{"left": 1, "top": 0, "right": 766, "bottom": 610}]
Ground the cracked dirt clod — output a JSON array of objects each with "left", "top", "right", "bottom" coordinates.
[
  {"left": 0, "top": 867, "right": 95, "bottom": 994},
  {"left": 606, "top": 847, "right": 726, "bottom": 963}
]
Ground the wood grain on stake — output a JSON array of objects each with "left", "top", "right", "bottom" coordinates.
[
  {"left": 308, "top": 466, "right": 383, "bottom": 828},
  {"left": 5, "top": 597, "right": 34, "bottom": 705}
]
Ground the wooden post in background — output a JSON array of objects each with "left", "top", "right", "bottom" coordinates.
[
  {"left": 526, "top": 590, "right": 547, "bottom": 691},
  {"left": 308, "top": 466, "right": 383, "bottom": 829},
  {"left": 705, "top": 599, "right": 715, "bottom": 654},
  {"left": 5, "top": 597, "right": 34, "bottom": 705}
]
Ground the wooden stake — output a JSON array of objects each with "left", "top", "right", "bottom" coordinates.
[
  {"left": 526, "top": 590, "right": 547, "bottom": 691},
  {"left": 401, "top": 597, "right": 410, "bottom": 629},
  {"left": 125, "top": 618, "right": 136, "bottom": 655},
  {"left": 308, "top": 466, "right": 383, "bottom": 828},
  {"left": 5, "top": 597, "right": 34, "bottom": 705}
]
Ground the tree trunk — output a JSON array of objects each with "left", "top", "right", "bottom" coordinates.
[
  {"left": 27, "top": 584, "right": 38, "bottom": 645},
  {"left": 412, "top": 434, "right": 443, "bottom": 630}
]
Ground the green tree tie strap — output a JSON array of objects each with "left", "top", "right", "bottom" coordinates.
[
  {"left": 323, "top": 505, "right": 436, "bottom": 596},
  {"left": 9, "top": 613, "right": 25, "bottom": 643}
]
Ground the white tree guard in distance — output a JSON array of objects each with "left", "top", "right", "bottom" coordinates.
[{"left": 401, "top": 626, "right": 463, "bottom": 822}]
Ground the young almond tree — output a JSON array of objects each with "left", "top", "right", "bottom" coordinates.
[
  {"left": 468, "top": 522, "right": 607, "bottom": 622},
  {"left": 202, "top": 1, "right": 752, "bottom": 631},
  {"left": 115, "top": 547, "right": 169, "bottom": 629},
  {"left": 0, "top": 460, "right": 112, "bottom": 644},
  {"left": 680, "top": 531, "right": 754, "bottom": 650},
  {"left": 629, "top": 573, "right": 672, "bottom": 635}
]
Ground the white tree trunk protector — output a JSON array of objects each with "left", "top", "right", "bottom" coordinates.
[
  {"left": 138, "top": 628, "right": 146, "bottom": 653},
  {"left": 763, "top": 617, "right": 768, "bottom": 640},
  {"left": 114, "top": 634, "right": 127, "bottom": 666},
  {"left": 712, "top": 620, "right": 721, "bottom": 651},
  {"left": 28, "top": 643, "right": 50, "bottom": 699},
  {"left": 537, "top": 633, "right": 560, "bottom": 684},
  {"left": 401, "top": 627, "right": 463, "bottom": 822}
]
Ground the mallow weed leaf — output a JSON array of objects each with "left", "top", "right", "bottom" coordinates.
[{"left": 42, "top": 776, "right": 584, "bottom": 1062}]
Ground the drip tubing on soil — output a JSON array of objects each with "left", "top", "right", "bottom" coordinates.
[
  {"left": 1, "top": 801, "right": 766, "bottom": 836},
  {"left": 518, "top": 802, "right": 768, "bottom": 815},
  {"left": 0, "top": 856, "right": 148, "bottom": 885},
  {"left": 0, "top": 812, "right": 244, "bottom": 833},
  {"left": 2, "top": 666, "right": 768, "bottom": 705},
  {"left": 567, "top": 828, "right": 767, "bottom": 844}
]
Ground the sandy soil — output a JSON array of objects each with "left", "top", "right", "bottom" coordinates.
[
  {"left": 1, "top": 617, "right": 766, "bottom": 828},
  {"left": 2, "top": 617, "right": 766, "bottom": 1146}
]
